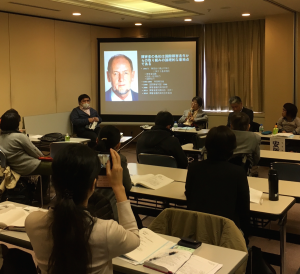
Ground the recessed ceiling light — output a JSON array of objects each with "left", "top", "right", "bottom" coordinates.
[
  {"left": 72, "top": 13, "right": 81, "bottom": 16},
  {"left": 135, "top": 23, "right": 142, "bottom": 26},
  {"left": 242, "top": 13, "right": 250, "bottom": 16},
  {"left": 195, "top": 0, "right": 204, "bottom": 2},
  {"left": 184, "top": 18, "right": 192, "bottom": 21}
]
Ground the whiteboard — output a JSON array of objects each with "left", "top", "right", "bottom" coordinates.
[{"left": 24, "top": 112, "right": 72, "bottom": 135}]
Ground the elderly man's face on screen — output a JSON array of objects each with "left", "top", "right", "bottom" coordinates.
[{"left": 107, "top": 56, "right": 135, "bottom": 95}]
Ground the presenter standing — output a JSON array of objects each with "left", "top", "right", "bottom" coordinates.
[
  {"left": 178, "top": 96, "right": 208, "bottom": 129},
  {"left": 105, "top": 54, "right": 138, "bottom": 101},
  {"left": 70, "top": 94, "right": 101, "bottom": 148}
]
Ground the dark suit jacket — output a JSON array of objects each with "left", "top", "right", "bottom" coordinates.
[
  {"left": 185, "top": 159, "right": 250, "bottom": 243},
  {"left": 227, "top": 107, "right": 254, "bottom": 127},
  {"left": 105, "top": 88, "right": 138, "bottom": 101}
]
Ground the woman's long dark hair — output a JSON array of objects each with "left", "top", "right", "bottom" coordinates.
[
  {"left": 48, "top": 144, "right": 101, "bottom": 274},
  {"left": 95, "top": 125, "right": 121, "bottom": 153}
]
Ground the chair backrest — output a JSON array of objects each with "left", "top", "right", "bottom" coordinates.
[
  {"left": 50, "top": 142, "right": 80, "bottom": 158},
  {"left": 138, "top": 153, "right": 177, "bottom": 168},
  {"left": 0, "top": 150, "right": 7, "bottom": 169},
  {"left": 250, "top": 121, "right": 260, "bottom": 132},
  {"left": 228, "top": 153, "right": 252, "bottom": 176},
  {"left": 272, "top": 162, "right": 300, "bottom": 182}
]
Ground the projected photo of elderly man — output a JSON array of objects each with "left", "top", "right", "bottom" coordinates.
[{"left": 105, "top": 54, "right": 138, "bottom": 101}]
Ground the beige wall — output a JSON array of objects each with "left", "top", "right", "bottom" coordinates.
[
  {"left": 0, "top": 12, "right": 120, "bottom": 118},
  {"left": 0, "top": 13, "right": 12, "bottom": 116},
  {"left": 297, "top": 13, "right": 300, "bottom": 108},
  {"left": 264, "top": 13, "right": 294, "bottom": 131},
  {"left": 1, "top": 12, "right": 298, "bottom": 133}
]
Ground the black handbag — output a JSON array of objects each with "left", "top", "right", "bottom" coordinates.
[{"left": 39, "top": 133, "right": 65, "bottom": 142}]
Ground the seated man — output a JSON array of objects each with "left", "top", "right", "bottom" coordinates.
[
  {"left": 185, "top": 126, "right": 250, "bottom": 244},
  {"left": 70, "top": 94, "right": 101, "bottom": 147},
  {"left": 227, "top": 96, "right": 254, "bottom": 129},
  {"left": 230, "top": 112, "right": 261, "bottom": 174},
  {"left": 136, "top": 111, "right": 188, "bottom": 169}
]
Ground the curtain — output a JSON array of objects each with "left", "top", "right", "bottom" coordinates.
[
  {"left": 150, "top": 25, "right": 204, "bottom": 99},
  {"left": 204, "top": 20, "right": 265, "bottom": 111}
]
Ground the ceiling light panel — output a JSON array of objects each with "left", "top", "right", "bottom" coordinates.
[{"left": 51, "top": 0, "right": 200, "bottom": 19}]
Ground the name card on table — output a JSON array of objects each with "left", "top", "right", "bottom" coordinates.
[{"left": 270, "top": 136, "right": 285, "bottom": 152}]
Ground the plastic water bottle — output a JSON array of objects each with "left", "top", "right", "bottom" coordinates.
[
  {"left": 268, "top": 168, "right": 279, "bottom": 201},
  {"left": 173, "top": 121, "right": 178, "bottom": 128},
  {"left": 259, "top": 124, "right": 264, "bottom": 133},
  {"left": 272, "top": 124, "right": 278, "bottom": 135},
  {"left": 65, "top": 133, "right": 70, "bottom": 142}
]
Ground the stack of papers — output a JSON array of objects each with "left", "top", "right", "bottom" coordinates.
[{"left": 144, "top": 249, "right": 223, "bottom": 274}]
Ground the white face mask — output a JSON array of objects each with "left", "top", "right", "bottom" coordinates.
[{"left": 82, "top": 103, "right": 90, "bottom": 109}]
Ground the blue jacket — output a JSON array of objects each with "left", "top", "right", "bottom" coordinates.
[
  {"left": 105, "top": 88, "right": 139, "bottom": 101},
  {"left": 70, "top": 107, "right": 102, "bottom": 134}
]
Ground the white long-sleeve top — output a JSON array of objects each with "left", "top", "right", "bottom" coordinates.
[{"left": 25, "top": 200, "right": 140, "bottom": 274}]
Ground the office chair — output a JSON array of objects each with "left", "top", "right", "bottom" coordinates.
[
  {"left": 250, "top": 122, "right": 260, "bottom": 132},
  {"left": 271, "top": 162, "right": 300, "bottom": 182},
  {"left": 228, "top": 153, "right": 252, "bottom": 176},
  {"left": 138, "top": 153, "right": 178, "bottom": 168},
  {"left": 0, "top": 149, "right": 43, "bottom": 207},
  {"left": 148, "top": 208, "right": 247, "bottom": 274}
]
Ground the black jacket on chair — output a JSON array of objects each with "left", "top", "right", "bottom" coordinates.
[
  {"left": 136, "top": 125, "right": 188, "bottom": 169},
  {"left": 185, "top": 159, "right": 250, "bottom": 244}
]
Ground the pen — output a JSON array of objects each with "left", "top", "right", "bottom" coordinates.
[{"left": 149, "top": 251, "right": 178, "bottom": 261}]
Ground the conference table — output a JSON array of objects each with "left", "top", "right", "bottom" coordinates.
[
  {"left": 128, "top": 163, "right": 187, "bottom": 182},
  {"left": 141, "top": 125, "right": 210, "bottom": 136},
  {"left": 29, "top": 134, "right": 90, "bottom": 144},
  {"left": 29, "top": 134, "right": 131, "bottom": 144},
  {"left": 128, "top": 163, "right": 295, "bottom": 274},
  {"left": 0, "top": 202, "right": 247, "bottom": 274},
  {"left": 181, "top": 144, "right": 300, "bottom": 167}
]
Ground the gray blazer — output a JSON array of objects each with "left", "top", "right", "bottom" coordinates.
[
  {"left": 178, "top": 109, "right": 208, "bottom": 125},
  {"left": 232, "top": 130, "right": 261, "bottom": 166}
]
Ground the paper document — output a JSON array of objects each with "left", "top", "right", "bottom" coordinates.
[
  {"left": 144, "top": 249, "right": 192, "bottom": 274},
  {"left": 176, "top": 255, "right": 223, "bottom": 274},
  {"left": 124, "top": 228, "right": 171, "bottom": 263},
  {"left": 250, "top": 188, "right": 263, "bottom": 204},
  {"left": 89, "top": 121, "right": 97, "bottom": 130}
]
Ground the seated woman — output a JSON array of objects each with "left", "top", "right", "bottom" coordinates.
[
  {"left": 278, "top": 103, "right": 300, "bottom": 134},
  {"left": 185, "top": 126, "right": 250, "bottom": 244},
  {"left": 0, "top": 110, "right": 51, "bottom": 187},
  {"left": 25, "top": 145, "right": 140, "bottom": 274},
  {"left": 94, "top": 125, "right": 132, "bottom": 221},
  {"left": 178, "top": 96, "right": 208, "bottom": 129}
]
